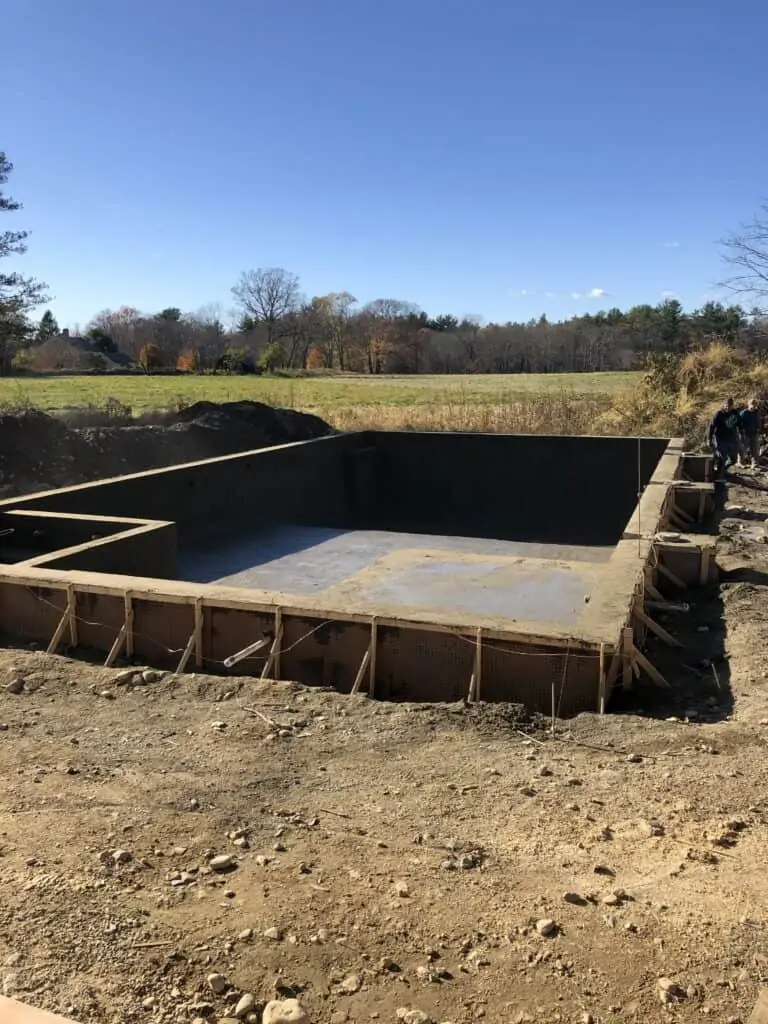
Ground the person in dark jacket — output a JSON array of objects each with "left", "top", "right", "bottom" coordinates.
[
  {"left": 738, "top": 397, "right": 762, "bottom": 466},
  {"left": 708, "top": 397, "right": 741, "bottom": 477}
]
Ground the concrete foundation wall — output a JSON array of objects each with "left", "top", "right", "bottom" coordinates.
[
  {"left": 364, "top": 433, "right": 669, "bottom": 545},
  {"left": 1, "top": 432, "right": 670, "bottom": 553},
  {"left": 2, "top": 435, "right": 361, "bottom": 544},
  {"left": 0, "top": 582, "right": 600, "bottom": 715},
  {"left": 36, "top": 523, "right": 178, "bottom": 578}
]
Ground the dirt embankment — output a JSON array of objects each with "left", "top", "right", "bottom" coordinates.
[{"left": 0, "top": 401, "right": 333, "bottom": 498}]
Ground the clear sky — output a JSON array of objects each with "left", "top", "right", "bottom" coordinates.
[{"left": 3, "top": 0, "right": 767, "bottom": 329}]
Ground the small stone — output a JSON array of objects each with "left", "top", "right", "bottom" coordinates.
[
  {"left": 209, "top": 854, "right": 236, "bottom": 872},
  {"left": 114, "top": 669, "right": 136, "bottom": 686},
  {"left": 563, "top": 891, "right": 587, "bottom": 906},
  {"left": 519, "top": 786, "right": 536, "bottom": 797},
  {"left": 207, "top": 972, "right": 228, "bottom": 995},
  {"left": 142, "top": 669, "right": 164, "bottom": 684},
  {"left": 537, "top": 765, "right": 554, "bottom": 777},
  {"left": 626, "top": 753, "right": 642, "bottom": 763},
  {"left": 189, "top": 798, "right": 200, "bottom": 810},
  {"left": 262, "top": 998, "right": 310, "bottom": 1024},
  {"left": 396, "top": 1010, "right": 433, "bottom": 1024},
  {"left": 338, "top": 973, "right": 362, "bottom": 994},
  {"left": 234, "top": 993, "right": 256, "bottom": 1017},
  {"left": 99, "top": 689, "right": 116, "bottom": 699},
  {"left": 142, "top": 996, "right": 157, "bottom": 1010},
  {"left": 233, "top": 836, "right": 249, "bottom": 849},
  {"left": 395, "top": 880, "right": 410, "bottom": 897},
  {"left": 6, "top": 678, "right": 24, "bottom": 695},
  {"left": 255, "top": 854, "right": 272, "bottom": 867},
  {"left": 263, "top": 926, "right": 282, "bottom": 941},
  {"left": 582, "top": 1016, "right": 594, "bottom": 1024},
  {"left": 212, "top": 720, "right": 227, "bottom": 731},
  {"left": 602, "top": 893, "right": 620, "bottom": 906},
  {"left": 239, "top": 928, "right": 254, "bottom": 941},
  {"left": 112, "top": 849, "right": 132, "bottom": 865},
  {"left": 273, "top": 842, "right": 287, "bottom": 852},
  {"left": 536, "top": 918, "right": 556, "bottom": 936},
  {"left": 657, "top": 977, "right": 685, "bottom": 1004}
]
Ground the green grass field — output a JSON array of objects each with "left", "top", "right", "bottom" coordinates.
[{"left": 0, "top": 370, "right": 640, "bottom": 415}]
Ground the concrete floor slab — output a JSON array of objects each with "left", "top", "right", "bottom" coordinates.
[{"left": 179, "top": 526, "right": 609, "bottom": 628}]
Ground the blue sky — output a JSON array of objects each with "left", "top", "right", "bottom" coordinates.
[{"left": 3, "top": 0, "right": 767, "bottom": 328}]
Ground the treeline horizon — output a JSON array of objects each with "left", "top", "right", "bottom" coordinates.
[{"left": 16, "top": 268, "right": 768, "bottom": 377}]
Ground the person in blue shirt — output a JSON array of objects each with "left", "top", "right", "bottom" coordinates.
[{"left": 738, "top": 397, "right": 762, "bottom": 466}]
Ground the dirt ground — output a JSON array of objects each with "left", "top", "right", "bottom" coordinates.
[
  {"left": 0, "top": 402, "right": 332, "bottom": 498},
  {"left": 1, "top": 470, "right": 768, "bottom": 1024}
]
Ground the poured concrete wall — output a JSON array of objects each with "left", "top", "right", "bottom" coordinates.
[
  {"left": 365, "top": 433, "right": 670, "bottom": 545},
  {"left": 0, "top": 432, "right": 671, "bottom": 555},
  {"left": 0, "top": 580, "right": 600, "bottom": 715},
  {"left": 2, "top": 434, "right": 361, "bottom": 544},
  {"left": 35, "top": 523, "right": 178, "bottom": 577}
]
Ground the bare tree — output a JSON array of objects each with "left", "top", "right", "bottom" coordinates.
[
  {"left": 720, "top": 203, "right": 768, "bottom": 307},
  {"left": 231, "top": 268, "right": 301, "bottom": 345}
]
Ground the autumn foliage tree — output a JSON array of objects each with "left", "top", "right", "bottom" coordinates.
[{"left": 139, "top": 342, "right": 161, "bottom": 372}]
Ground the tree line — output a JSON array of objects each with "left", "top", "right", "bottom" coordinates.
[{"left": 3, "top": 149, "right": 768, "bottom": 377}]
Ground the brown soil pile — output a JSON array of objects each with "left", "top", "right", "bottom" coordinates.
[{"left": 0, "top": 402, "right": 333, "bottom": 498}]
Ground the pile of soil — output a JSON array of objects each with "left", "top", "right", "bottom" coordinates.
[{"left": 0, "top": 402, "right": 333, "bottom": 498}]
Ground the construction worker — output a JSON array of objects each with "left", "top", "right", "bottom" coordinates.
[
  {"left": 708, "top": 396, "right": 741, "bottom": 478},
  {"left": 738, "top": 397, "right": 762, "bottom": 467}
]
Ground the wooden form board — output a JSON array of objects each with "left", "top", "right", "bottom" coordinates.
[{"left": 0, "top": 996, "right": 80, "bottom": 1024}]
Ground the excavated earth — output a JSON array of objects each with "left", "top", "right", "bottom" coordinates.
[
  {"left": 0, "top": 402, "right": 333, "bottom": 497},
  {"left": 2, "top": 450, "right": 768, "bottom": 1022}
]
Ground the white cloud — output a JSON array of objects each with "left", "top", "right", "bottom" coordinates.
[
  {"left": 571, "top": 291, "right": 582, "bottom": 299},
  {"left": 663, "top": 242, "right": 681, "bottom": 248},
  {"left": 661, "top": 290, "right": 678, "bottom": 300},
  {"left": 586, "top": 287, "right": 609, "bottom": 299}
]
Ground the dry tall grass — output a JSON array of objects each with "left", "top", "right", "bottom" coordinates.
[{"left": 314, "top": 391, "right": 612, "bottom": 435}]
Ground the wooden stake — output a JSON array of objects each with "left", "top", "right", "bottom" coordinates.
[
  {"left": 350, "top": 648, "right": 371, "bottom": 695},
  {"left": 67, "top": 583, "right": 78, "bottom": 647},
  {"left": 46, "top": 590, "right": 74, "bottom": 655},
  {"left": 622, "top": 626, "right": 634, "bottom": 691},
  {"left": 605, "top": 650, "right": 621, "bottom": 693},
  {"left": 667, "top": 511, "right": 689, "bottom": 532},
  {"left": 632, "top": 645, "right": 671, "bottom": 688},
  {"left": 657, "top": 561, "right": 686, "bottom": 590},
  {"left": 598, "top": 642, "right": 606, "bottom": 714},
  {"left": 369, "top": 617, "right": 378, "bottom": 697},
  {"left": 474, "top": 627, "right": 483, "bottom": 703},
  {"left": 671, "top": 502, "right": 695, "bottom": 525},
  {"left": 104, "top": 623, "right": 127, "bottom": 667},
  {"left": 194, "top": 597, "right": 204, "bottom": 669},
  {"left": 273, "top": 607, "right": 282, "bottom": 679},
  {"left": 260, "top": 611, "right": 284, "bottom": 680},
  {"left": 175, "top": 631, "right": 196, "bottom": 674},
  {"left": 124, "top": 591, "right": 134, "bottom": 659},
  {"left": 635, "top": 606, "right": 683, "bottom": 648},
  {"left": 467, "top": 671, "right": 477, "bottom": 704},
  {"left": 643, "top": 568, "right": 666, "bottom": 603}
]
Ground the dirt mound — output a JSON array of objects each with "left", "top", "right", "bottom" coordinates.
[
  {"left": 170, "top": 399, "right": 331, "bottom": 443},
  {"left": 0, "top": 402, "right": 334, "bottom": 498}
]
